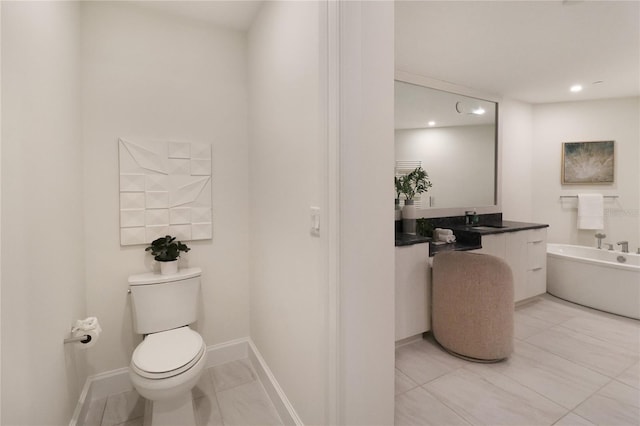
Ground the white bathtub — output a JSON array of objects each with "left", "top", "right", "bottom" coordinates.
[{"left": 547, "top": 243, "right": 640, "bottom": 319}]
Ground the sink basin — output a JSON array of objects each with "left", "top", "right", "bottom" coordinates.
[{"left": 470, "top": 224, "right": 507, "bottom": 230}]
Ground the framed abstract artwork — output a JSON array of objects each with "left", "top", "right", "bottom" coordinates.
[{"left": 561, "top": 140, "right": 614, "bottom": 184}]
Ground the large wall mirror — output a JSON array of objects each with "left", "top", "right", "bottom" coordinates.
[{"left": 395, "top": 72, "right": 501, "bottom": 218}]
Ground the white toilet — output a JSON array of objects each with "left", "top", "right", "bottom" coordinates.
[{"left": 128, "top": 267, "right": 207, "bottom": 426}]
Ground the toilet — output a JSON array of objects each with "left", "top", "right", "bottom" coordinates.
[{"left": 128, "top": 267, "right": 207, "bottom": 426}]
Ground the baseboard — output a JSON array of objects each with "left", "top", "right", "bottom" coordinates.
[
  {"left": 247, "top": 340, "right": 303, "bottom": 426},
  {"left": 68, "top": 337, "right": 297, "bottom": 426},
  {"left": 206, "top": 337, "right": 249, "bottom": 367}
]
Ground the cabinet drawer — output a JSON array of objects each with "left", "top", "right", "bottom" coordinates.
[
  {"left": 527, "top": 228, "right": 546, "bottom": 243},
  {"left": 527, "top": 239, "right": 546, "bottom": 269},
  {"left": 527, "top": 267, "right": 546, "bottom": 297}
]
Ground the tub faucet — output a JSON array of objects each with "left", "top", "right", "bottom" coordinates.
[
  {"left": 617, "top": 241, "right": 629, "bottom": 253},
  {"left": 594, "top": 232, "right": 606, "bottom": 249},
  {"left": 604, "top": 243, "right": 614, "bottom": 251}
]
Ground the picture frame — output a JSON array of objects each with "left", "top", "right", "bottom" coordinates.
[{"left": 561, "top": 140, "right": 614, "bottom": 185}]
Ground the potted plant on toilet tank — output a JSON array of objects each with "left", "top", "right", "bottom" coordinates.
[{"left": 145, "top": 235, "right": 190, "bottom": 275}]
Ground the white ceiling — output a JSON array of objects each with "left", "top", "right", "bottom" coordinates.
[
  {"left": 133, "top": 0, "right": 263, "bottom": 31},
  {"left": 395, "top": 0, "right": 640, "bottom": 104}
]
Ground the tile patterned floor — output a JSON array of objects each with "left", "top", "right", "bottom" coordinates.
[
  {"left": 83, "top": 295, "right": 640, "bottom": 426},
  {"left": 83, "top": 358, "right": 283, "bottom": 426},
  {"left": 395, "top": 295, "right": 640, "bottom": 426}
]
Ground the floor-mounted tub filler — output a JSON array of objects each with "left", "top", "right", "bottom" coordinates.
[{"left": 547, "top": 243, "right": 640, "bottom": 320}]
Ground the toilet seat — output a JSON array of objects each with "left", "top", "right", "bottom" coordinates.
[{"left": 131, "top": 327, "right": 205, "bottom": 380}]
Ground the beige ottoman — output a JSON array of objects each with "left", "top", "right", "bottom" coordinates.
[{"left": 431, "top": 251, "right": 514, "bottom": 362}]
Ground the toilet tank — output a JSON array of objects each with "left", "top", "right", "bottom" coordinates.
[{"left": 128, "top": 267, "right": 201, "bottom": 335}]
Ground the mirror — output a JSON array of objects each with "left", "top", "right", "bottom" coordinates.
[{"left": 395, "top": 77, "right": 499, "bottom": 217}]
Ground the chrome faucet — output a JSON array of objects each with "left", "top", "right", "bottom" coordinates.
[
  {"left": 595, "top": 233, "right": 606, "bottom": 249},
  {"left": 604, "top": 243, "right": 614, "bottom": 251},
  {"left": 617, "top": 241, "right": 629, "bottom": 253}
]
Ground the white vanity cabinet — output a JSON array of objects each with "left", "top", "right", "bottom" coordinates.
[
  {"left": 395, "top": 243, "right": 430, "bottom": 341},
  {"left": 473, "top": 228, "right": 548, "bottom": 303}
]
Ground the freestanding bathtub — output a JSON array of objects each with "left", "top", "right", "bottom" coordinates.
[{"left": 547, "top": 243, "right": 640, "bottom": 320}]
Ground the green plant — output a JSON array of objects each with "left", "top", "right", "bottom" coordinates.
[
  {"left": 394, "top": 176, "right": 404, "bottom": 199},
  {"left": 416, "top": 218, "right": 434, "bottom": 237},
  {"left": 400, "top": 167, "right": 433, "bottom": 200},
  {"left": 145, "top": 235, "right": 190, "bottom": 262}
]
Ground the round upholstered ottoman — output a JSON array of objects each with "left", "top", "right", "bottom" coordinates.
[{"left": 431, "top": 251, "right": 514, "bottom": 362}]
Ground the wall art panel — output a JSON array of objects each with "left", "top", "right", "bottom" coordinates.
[{"left": 118, "top": 138, "right": 213, "bottom": 245}]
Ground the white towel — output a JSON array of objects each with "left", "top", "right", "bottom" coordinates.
[
  {"left": 577, "top": 194, "right": 604, "bottom": 230},
  {"left": 434, "top": 228, "right": 456, "bottom": 243}
]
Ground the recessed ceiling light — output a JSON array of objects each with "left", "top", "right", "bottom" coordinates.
[
  {"left": 428, "top": 121, "right": 436, "bottom": 127},
  {"left": 570, "top": 84, "right": 583, "bottom": 93}
]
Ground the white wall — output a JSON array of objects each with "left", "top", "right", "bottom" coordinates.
[
  {"left": 339, "top": 2, "right": 395, "bottom": 424},
  {"left": 80, "top": 2, "right": 250, "bottom": 374},
  {"left": 395, "top": 125, "right": 495, "bottom": 208},
  {"left": 1, "top": 2, "right": 87, "bottom": 424},
  {"left": 532, "top": 97, "right": 640, "bottom": 249},
  {"left": 247, "top": 2, "right": 328, "bottom": 424},
  {"left": 501, "top": 98, "right": 534, "bottom": 221}
]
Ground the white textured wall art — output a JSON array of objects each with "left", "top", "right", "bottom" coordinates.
[{"left": 119, "top": 138, "right": 212, "bottom": 246}]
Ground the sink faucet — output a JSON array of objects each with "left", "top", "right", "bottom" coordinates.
[
  {"left": 594, "top": 233, "right": 606, "bottom": 249},
  {"left": 617, "top": 241, "right": 629, "bottom": 253},
  {"left": 603, "top": 243, "right": 614, "bottom": 251}
]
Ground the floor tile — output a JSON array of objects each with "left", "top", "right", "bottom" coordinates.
[
  {"left": 574, "top": 380, "right": 640, "bottom": 426},
  {"left": 193, "top": 368, "right": 216, "bottom": 399},
  {"left": 395, "top": 368, "right": 418, "bottom": 395},
  {"left": 216, "top": 380, "right": 283, "bottom": 426},
  {"left": 516, "top": 297, "right": 585, "bottom": 325},
  {"left": 525, "top": 325, "right": 638, "bottom": 377},
  {"left": 395, "top": 337, "right": 465, "bottom": 385},
  {"left": 617, "top": 361, "right": 640, "bottom": 389},
  {"left": 553, "top": 412, "right": 597, "bottom": 426},
  {"left": 514, "top": 310, "right": 555, "bottom": 340},
  {"left": 395, "top": 386, "right": 470, "bottom": 425},
  {"left": 559, "top": 315, "right": 640, "bottom": 353},
  {"left": 424, "top": 368, "right": 567, "bottom": 426},
  {"left": 101, "top": 390, "right": 145, "bottom": 426},
  {"left": 194, "top": 394, "right": 224, "bottom": 426},
  {"left": 114, "top": 418, "right": 143, "bottom": 426},
  {"left": 467, "top": 340, "right": 610, "bottom": 409},
  {"left": 84, "top": 397, "right": 107, "bottom": 426},
  {"left": 210, "top": 358, "right": 256, "bottom": 392}
]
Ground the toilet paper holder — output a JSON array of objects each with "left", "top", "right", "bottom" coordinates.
[{"left": 64, "top": 334, "right": 92, "bottom": 344}]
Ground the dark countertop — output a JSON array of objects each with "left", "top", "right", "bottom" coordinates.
[
  {"left": 447, "top": 220, "right": 549, "bottom": 235},
  {"left": 395, "top": 233, "right": 431, "bottom": 247},
  {"left": 395, "top": 220, "right": 549, "bottom": 256},
  {"left": 429, "top": 241, "right": 481, "bottom": 256}
]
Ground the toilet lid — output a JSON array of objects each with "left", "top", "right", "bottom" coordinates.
[{"left": 132, "top": 327, "right": 204, "bottom": 379}]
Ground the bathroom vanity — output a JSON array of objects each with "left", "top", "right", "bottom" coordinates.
[{"left": 394, "top": 220, "right": 548, "bottom": 341}]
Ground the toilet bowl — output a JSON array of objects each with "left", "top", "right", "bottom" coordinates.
[
  {"left": 128, "top": 268, "right": 206, "bottom": 425},
  {"left": 129, "top": 326, "right": 207, "bottom": 425}
]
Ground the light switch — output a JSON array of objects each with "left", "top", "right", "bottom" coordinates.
[{"left": 310, "top": 206, "right": 320, "bottom": 236}]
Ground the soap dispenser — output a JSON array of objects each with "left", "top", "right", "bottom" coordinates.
[{"left": 465, "top": 210, "right": 477, "bottom": 225}]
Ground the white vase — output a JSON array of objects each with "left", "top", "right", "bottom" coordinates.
[
  {"left": 402, "top": 200, "right": 417, "bottom": 235},
  {"left": 159, "top": 260, "right": 178, "bottom": 275}
]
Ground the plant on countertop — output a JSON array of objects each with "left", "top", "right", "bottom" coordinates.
[
  {"left": 145, "top": 235, "right": 190, "bottom": 262},
  {"left": 399, "top": 167, "right": 433, "bottom": 201},
  {"left": 416, "top": 218, "right": 434, "bottom": 237},
  {"left": 394, "top": 176, "right": 404, "bottom": 200}
]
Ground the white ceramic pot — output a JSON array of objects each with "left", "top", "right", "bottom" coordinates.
[
  {"left": 402, "top": 200, "right": 417, "bottom": 235},
  {"left": 160, "top": 260, "right": 178, "bottom": 275}
]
